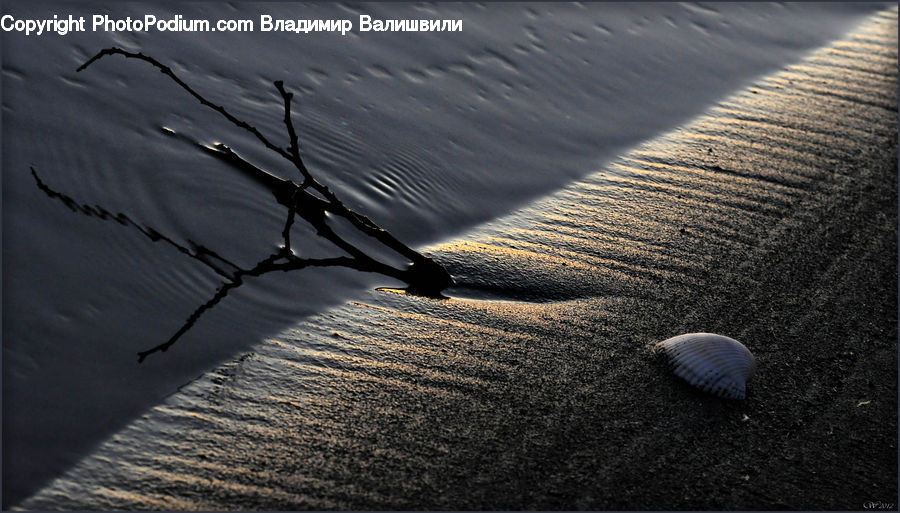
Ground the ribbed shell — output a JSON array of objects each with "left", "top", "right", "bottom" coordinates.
[{"left": 655, "top": 333, "right": 756, "bottom": 399}]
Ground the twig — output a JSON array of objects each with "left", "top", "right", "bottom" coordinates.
[
  {"left": 136, "top": 252, "right": 364, "bottom": 362},
  {"left": 77, "top": 47, "right": 454, "bottom": 295},
  {"left": 78, "top": 48, "right": 296, "bottom": 166},
  {"left": 31, "top": 167, "right": 241, "bottom": 280},
  {"left": 33, "top": 48, "right": 460, "bottom": 362},
  {"left": 32, "top": 168, "right": 403, "bottom": 362},
  {"left": 273, "top": 80, "right": 310, "bottom": 185}
]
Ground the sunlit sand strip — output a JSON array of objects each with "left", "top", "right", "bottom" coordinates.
[
  {"left": 509, "top": 224, "right": 700, "bottom": 269},
  {"left": 825, "top": 45, "right": 897, "bottom": 64},
  {"left": 17, "top": 8, "right": 898, "bottom": 511},
  {"left": 717, "top": 83, "right": 896, "bottom": 127},
  {"left": 707, "top": 105, "right": 893, "bottom": 147},
  {"left": 543, "top": 203, "right": 756, "bottom": 251},
  {"left": 538, "top": 210, "right": 702, "bottom": 251},
  {"left": 691, "top": 115, "right": 870, "bottom": 160},
  {"left": 556, "top": 183, "right": 764, "bottom": 245},
  {"left": 617, "top": 147, "right": 818, "bottom": 191},
  {"left": 606, "top": 162, "right": 791, "bottom": 214},
  {"left": 571, "top": 178, "right": 777, "bottom": 225},
  {"left": 690, "top": 117, "right": 869, "bottom": 163},
  {"left": 763, "top": 74, "right": 896, "bottom": 111},
  {"left": 806, "top": 53, "right": 897, "bottom": 78},
  {"left": 262, "top": 331, "right": 518, "bottom": 372},
  {"left": 302, "top": 299, "right": 546, "bottom": 345},
  {"left": 619, "top": 156, "right": 806, "bottom": 199},
  {"left": 663, "top": 131, "right": 846, "bottom": 178},
  {"left": 489, "top": 242, "right": 692, "bottom": 292},
  {"left": 832, "top": 38, "right": 899, "bottom": 57},
  {"left": 743, "top": 83, "right": 896, "bottom": 120},
  {"left": 784, "top": 63, "right": 894, "bottom": 93}
]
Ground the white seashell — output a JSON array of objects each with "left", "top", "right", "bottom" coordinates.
[{"left": 655, "top": 333, "right": 756, "bottom": 399}]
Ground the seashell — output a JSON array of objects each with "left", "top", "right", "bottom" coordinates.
[{"left": 655, "top": 333, "right": 756, "bottom": 399}]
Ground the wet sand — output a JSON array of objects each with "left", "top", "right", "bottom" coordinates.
[{"left": 16, "top": 8, "right": 898, "bottom": 511}]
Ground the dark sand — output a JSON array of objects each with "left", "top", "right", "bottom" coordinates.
[{"left": 17, "top": 8, "right": 898, "bottom": 511}]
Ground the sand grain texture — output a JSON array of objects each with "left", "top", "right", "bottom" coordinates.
[{"left": 17, "top": 8, "right": 898, "bottom": 511}]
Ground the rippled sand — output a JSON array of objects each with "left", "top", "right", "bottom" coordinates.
[{"left": 16, "top": 7, "right": 898, "bottom": 510}]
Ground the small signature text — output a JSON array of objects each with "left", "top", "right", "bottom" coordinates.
[{"left": 863, "top": 501, "right": 895, "bottom": 510}]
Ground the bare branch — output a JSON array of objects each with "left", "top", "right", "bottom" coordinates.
[
  {"left": 198, "top": 142, "right": 451, "bottom": 292},
  {"left": 281, "top": 205, "right": 297, "bottom": 252},
  {"left": 31, "top": 167, "right": 241, "bottom": 280},
  {"left": 136, "top": 252, "right": 368, "bottom": 362},
  {"left": 273, "top": 80, "right": 313, "bottom": 185},
  {"left": 31, "top": 166, "right": 417, "bottom": 361},
  {"left": 77, "top": 47, "right": 296, "bottom": 166},
  {"left": 77, "top": 47, "right": 454, "bottom": 295},
  {"left": 36, "top": 48, "right": 459, "bottom": 362}
]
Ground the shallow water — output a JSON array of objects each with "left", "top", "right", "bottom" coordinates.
[{"left": 2, "top": 1, "right": 891, "bottom": 505}]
